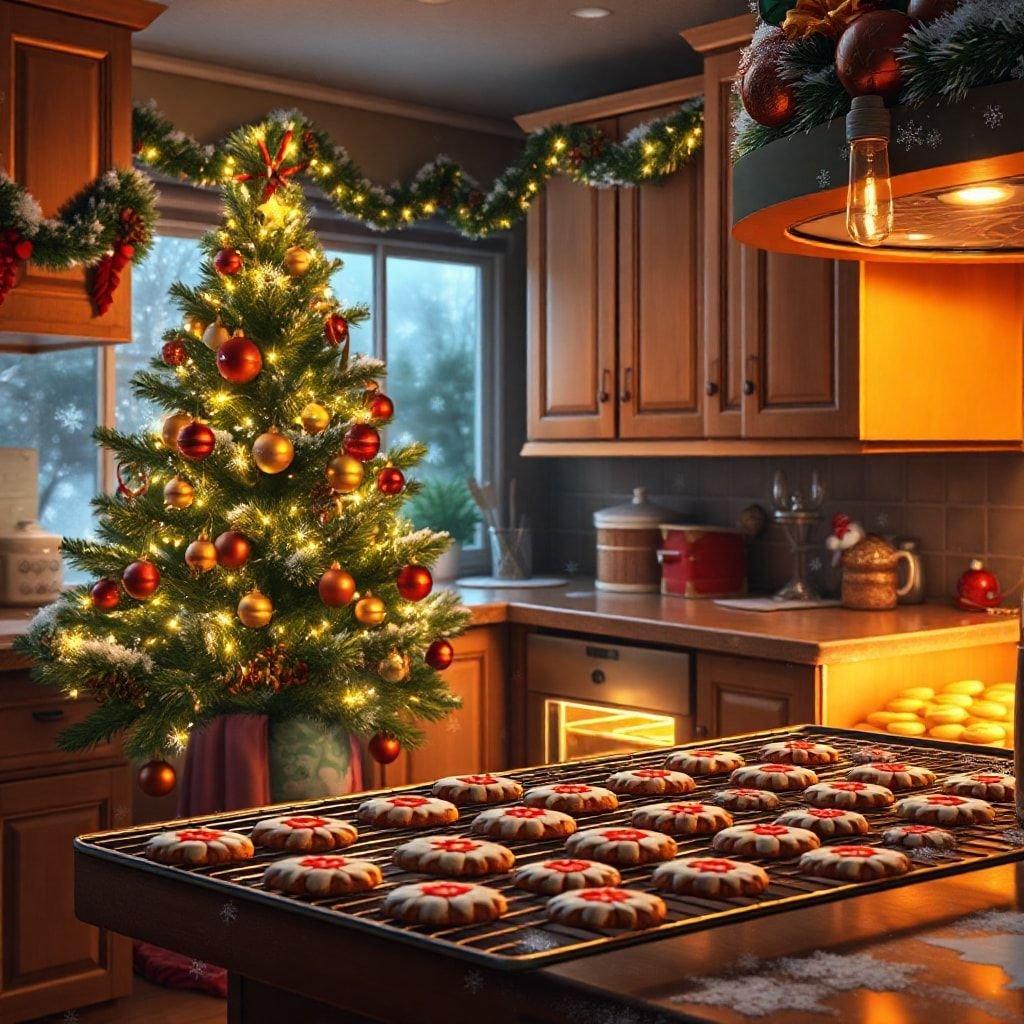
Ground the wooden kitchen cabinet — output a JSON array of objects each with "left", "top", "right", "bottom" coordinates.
[{"left": 695, "top": 652, "right": 817, "bottom": 739}]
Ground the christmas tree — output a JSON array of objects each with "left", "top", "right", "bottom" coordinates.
[{"left": 16, "top": 117, "right": 467, "bottom": 770}]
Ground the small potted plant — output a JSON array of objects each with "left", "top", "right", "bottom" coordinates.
[{"left": 408, "top": 478, "right": 481, "bottom": 581}]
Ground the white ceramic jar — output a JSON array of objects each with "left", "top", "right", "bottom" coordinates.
[{"left": 0, "top": 520, "right": 63, "bottom": 606}]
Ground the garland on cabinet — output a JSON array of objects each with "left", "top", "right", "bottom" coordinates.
[{"left": 734, "top": 0, "right": 1024, "bottom": 160}]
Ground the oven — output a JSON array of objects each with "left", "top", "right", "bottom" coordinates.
[{"left": 526, "top": 632, "right": 694, "bottom": 764}]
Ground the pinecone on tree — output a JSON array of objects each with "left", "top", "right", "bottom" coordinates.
[
  {"left": 226, "top": 644, "right": 309, "bottom": 696},
  {"left": 87, "top": 671, "right": 145, "bottom": 707}
]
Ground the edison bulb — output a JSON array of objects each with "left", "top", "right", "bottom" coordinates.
[{"left": 846, "top": 137, "right": 894, "bottom": 248}]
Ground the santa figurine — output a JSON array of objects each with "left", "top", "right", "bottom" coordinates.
[{"left": 826, "top": 513, "right": 866, "bottom": 566}]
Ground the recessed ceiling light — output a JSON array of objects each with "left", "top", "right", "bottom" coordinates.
[
  {"left": 938, "top": 183, "right": 1016, "bottom": 207},
  {"left": 572, "top": 7, "right": 612, "bottom": 18}
]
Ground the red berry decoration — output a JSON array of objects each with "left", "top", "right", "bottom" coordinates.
[
  {"left": 377, "top": 466, "right": 405, "bottom": 496},
  {"left": 425, "top": 638, "right": 454, "bottom": 671},
  {"left": 122, "top": 559, "right": 161, "bottom": 600},
  {"left": 343, "top": 423, "right": 381, "bottom": 462},
  {"left": 138, "top": 759, "right": 176, "bottom": 797},
  {"left": 324, "top": 313, "right": 349, "bottom": 347},
  {"left": 367, "top": 391, "right": 394, "bottom": 421},
  {"left": 396, "top": 564, "right": 432, "bottom": 602},
  {"left": 216, "top": 334, "right": 262, "bottom": 383},
  {"left": 318, "top": 562, "right": 357, "bottom": 607},
  {"left": 368, "top": 733, "right": 402, "bottom": 765},
  {"left": 90, "top": 578, "right": 120, "bottom": 611},
  {"left": 161, "top": 339, "right": 188, "bottom": 367},
  {"left": 176, "top": 421, "right": 216, "bottom": 461},
  {"left": 836, "top": 10, "right": 912, "bottom": 100},
  {"left": 214, "top": 530, "right": 252, "bottom": 569},
  {"left": 214, "top": 247, "right": 243, "bottom": 275}
]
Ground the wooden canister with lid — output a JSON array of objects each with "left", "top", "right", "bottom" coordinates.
[{"left": 594, "top": 488, "right": 675, "bottom": 592}]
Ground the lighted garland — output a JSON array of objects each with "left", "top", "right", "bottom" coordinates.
[{"left": 132, "top": 100, "right": 704, "bottom": 238}]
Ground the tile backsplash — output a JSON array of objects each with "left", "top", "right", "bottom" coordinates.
[{"left": 531, "top": 454, "right": 1024, "bottom": 601}]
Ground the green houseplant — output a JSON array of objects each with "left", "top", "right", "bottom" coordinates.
[{"left": 408, "top": 478, "right": 481, "bottom": 580}]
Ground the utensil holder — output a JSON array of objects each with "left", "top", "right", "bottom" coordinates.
[{"left": 489, "top": 527, "right": 532, "bottom": 580}]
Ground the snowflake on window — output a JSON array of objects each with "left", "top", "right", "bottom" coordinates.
[
  {"left": 463, "top": 969, "right": 485, "bottom": 994},
  {"left": 816, "top": 169, "right": 832, "bottom": 190},
  {"left": 896, "top": 121, "right": 924, "bottom": 151},
  {"left": 926, "top": 129, "right": 943, "bottom": 150},
  {"left": 983, "top": 104, "right": 1005, "bottom": 129},
  {"left": 429, "top": 395, "right": 445, "bottom": 412},
  {"left": 188, "top": 959, "right": 208, "bottom": 980},
  {"left": 55, "top": 404, "right": 86, "bottom": 431},
  {"left": 220, "top": 900, "right": 239, "bottom": 924}
]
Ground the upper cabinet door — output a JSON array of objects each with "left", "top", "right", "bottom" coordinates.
[
  {"left": 617, "top": 101, "right": 703, "bottom": 439},
  {"left": 741, "top": 252, "right": 859, "bottom": 438},
  {"left": 527, "top": 119, "right": 618, "bottom": 441}
]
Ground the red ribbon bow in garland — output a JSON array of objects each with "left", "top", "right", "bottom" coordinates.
[
  {"left": 91, "top": 208, "right": 145, "bottom": 316},
  {"left": 0, "top": 229, "right": 33, "bottom": 306},
  {"left": 234, "top": 128, "right": 309, "bottom": 203}
]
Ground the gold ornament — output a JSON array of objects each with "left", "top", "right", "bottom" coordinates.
[
  {"left": 238, "top": 589, "right": 274, "bottom": 628},
  {"left": 783, "top": 0, "right": 872, "bottom": 40},
  {"left": 161, "top": 411, "right": 193, "bottom": 449},
  {"left": 377, "top": 649, "right": 411, "bottom": 683},
  {"left": 300, "top": 401, "right": 330, "bottom": 435},
  {"left": 326, "top": 453, "right": 363, "bottom": 494},
  {"left": 354, "top": 594, "right": 386, "bottom": 627},
  {"left": 253, "top": 428, "right": 295, "bottom": 474},
  {"left": 283, "top": 245, "right": 312, "bottom": 277},
  {"left": 184, "top": 536, "right": 217, "bottom": 573},
  {"left": 163, "top": 475, "right": 195, "bottom": 509},
  {"left": 202, "top": 320, "right": 232, "bottom": 351}
]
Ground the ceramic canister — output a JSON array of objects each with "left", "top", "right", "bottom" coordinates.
[{"left": 594, "top": 488, "right": 676, "bottom": 593}]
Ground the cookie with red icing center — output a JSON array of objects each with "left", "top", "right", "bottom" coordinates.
[
  {"left": 251, "top": 814, "right": 358, "bottom": 852},
  {"left": 773, "top": 807, "right": 870, "bottom": 838},
  {"left": 605, "top": 768, "right": 696, "bottom": 797},
  {"left": 941, "top": 771, "right": 1015, "bottom": 803},
  {"left": 729, "top": 763, "right": 819, "bottom": 792},
  {"left": 846, "top": 762, "right": 937, "bottom": 792},
  {"left": 357, "top": 795, "right": 459, "bottom": 829},
  {"left": 512, "top": 858, "right": 621, "bottom": 895},
  {"left": 263, "top": 854, "right": 382, "bottom": 895},
  {"left": 665, "top": 748, "right": 744, "bottom": 776},
  {"left": 546, "top": 887, "right": 667, "bottom": 930},
  {"left": 382, "top": 880, "right": 507, "bottom": 926},
  {"left": 431, "top": 774, "right": 523, "bottom": 805},
  {"left": 894, "top": 793, "right": 996, "bottom": 826},
  {"left": 653, "top": 856, "right": 770, "bottom": 897},
  {"left": 469, "top": 804, "right": 577, "bottom": 841},
  {"left": 713, "top": 788, "right": 782, "bottom": 812},
  {"left": 631, "top": 800, "right": 733, "bottom": 836},
  {"left": 802, "top": 780, "right": 895, "bottom": 810},
  {"left": 758, "top": 739, "right": 841, "bottom": 766},
  {"left": 145, "top": 826, "right": 254, "bottom": 866},
  {"left": 565, "top": 826, "right": 678, "bottom": 866},
  {"left": 392, "top": 835, "right": 515, "bottom": 876},
  {"left": 711, "top": 822, "right": 820, "bottom": 858},
  {"left": 881, "top": 824, "right": 957, "bottom": 850},
  {"left": 523, "top": 783, "right": 619, "bottom": 815},
  {"left": 798, "top": 844, "right": 911, "bottom": 880}
]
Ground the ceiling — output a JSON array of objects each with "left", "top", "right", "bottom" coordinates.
[{"left": 137, "top": 0, "right": 750, "bottom": 122}]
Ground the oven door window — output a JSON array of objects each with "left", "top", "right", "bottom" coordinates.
[{"left": 546, "top": 698, "right": 678, "bottom": 762}]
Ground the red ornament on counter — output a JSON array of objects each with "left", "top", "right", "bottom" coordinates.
[
  {"left": 216, "top": 335, "right": 262, "bottom": 383},
  {"left": 343, "top": 423, "right": 381, "bottom": 462},
  {"left": 138, "top": 759, "right": 177, "bottom": 797},
  {"left": 214, "top": 530, "right": 252, "bottom": 569},
  {"left": 90, "top": 578, "right": 121, "bottom": 611},
  {"left": 122, "top": 559, "right": 161, "bottom": 600},
  {"left": 377, "top": 466, "right": 405, "bottom": 496},
  {"left": 368, "top": 733, "right": 402, "bottom": 765},
  {"left": 367, "top": 391, "right": 394, "bottom": 421},
  {"left": 836, "top": 10, "right": 912, "bottom": 99},
  {"left": 214, "top": 247, "right": 243, "bottom": 275},
  {"left": 176, "top": 421, "right": 216, "bottom": 461},
  {"left": 161, "top": 339, "right": 188, "bottom": 367},
  {"left": 324, "top": 313, "right": 349, "bottom": 347},
  {"left": 955, "top": 559, "right": 1002, "bottom": 612},
  {"left": 425, "top": 638, "right": 454, "bottom": 671},
  {"left": 396, "top": 564, "right": 433, "bottom": 602}
]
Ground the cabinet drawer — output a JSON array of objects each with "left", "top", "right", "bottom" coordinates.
[{"left": 0, "top": 695, "right": 113, "bottom": 771}]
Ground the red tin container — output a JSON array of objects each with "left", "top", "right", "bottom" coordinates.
[{"left": 657, "top": 524, "right": 747, "bottom": 599}]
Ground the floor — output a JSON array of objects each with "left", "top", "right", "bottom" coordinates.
[{"left": 35, "top": 980, "right": 225, "bottom": 1024}]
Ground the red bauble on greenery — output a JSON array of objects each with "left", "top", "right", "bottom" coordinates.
[
  {"left": 377, "top": 466, "right": 405, "bottom": 496},
  {"left": 215, "top": 530, "right": 252, "bottom": 569},
  {"left": 138, "top": 759, "right": 176, "bottom": 797},
  {"left": 907, "top": 0, "right": 958, "bottom": 22},
  {"left": 216, "top": 335, "right": 262, "bottom": 383},
  {"left": 324, "top": 313, "right": 349, "bottom": 347},
  {"left": 367, "top": 391, "right": 394, "bottom": 421},
  {"left": 396, "top": 564, "right": 433, "bottom": 602},
  {"left": 90, "top": 578, "right": 120, "bottom": 611},
  {"left": 122, "top": 559, "right": 160, "bottom": 600},
  {"left": 740, "top": 34, "right": 796, "bottom": 128},
  {"left": 214, "top": 247, "right": 243, "bottom": 275},
  {"left": 425, "top": 638, "right": 454, "bottom": 671},
  {"left": 367, "top": 733, "right": 402, "bottom": 765},
  {"left": 836, "top": 10, "right": 912, "bottom": 99},
  {"left": 177, "top": 421, "right": 216, "bottom": 461},
  {"left": 161, "top": 339, "right": 188, "bottom": 367},
  {"left": 318, "top": 562, "right": 356, "bottom": 607},
  {"left": 343, "top": 423, "right": 381, "bottom": 462}
]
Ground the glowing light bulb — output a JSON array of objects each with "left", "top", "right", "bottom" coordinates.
[
  {"left": 937, "top": 183, "right": 1015, "bottom": 207},
  {"left": 845, "top": 97, "right": 894, "bottom": 249}
]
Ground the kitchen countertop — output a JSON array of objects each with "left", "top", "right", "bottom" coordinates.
[{"left": 1, "top": 585, "right": 1018, "bottom": 666}]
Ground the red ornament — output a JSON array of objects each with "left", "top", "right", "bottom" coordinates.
[
  {"left": 122, "top": 559, "right": 161, "bottom": 600},
  {"left": 90, "top": 578, "right": 120, "bottom": 611},
  {"left": 214, "top": 247, "right": 243, "bottom": 275},
  {"left": 176, "top": 421, "right": 216, "bottom": 461},
  {"left": 376, "top": 466, "right": 405, "bottom": 496},
  {"left": 115, "top": 462, "right": 150, "bottom": 501},
  {"left": 396, "top": 564, "right": 433, "bottom": 602},
  {"left": 318, "top": 563, "right": 356, "bottom": 607},
  {"left": 368, "top": 733, "right": 402, "bottom": 765},
  {"left": 908, "top": 0, "right": 958, "bottom": 22},
  {"left": 214, "top": 530, "right": 252, "bottom": 569},
  {"left": 161, "top": 339, "right": 188, "bottom": 367},
  {"left": 367, "top": 391, "right": 394, "bottom": 421},
  {"left": 740, "top": 31, "right": 796, "bottom": 128},
  {"left": 836, "top": 10, "right": 912, "bottom": 99},
  {"left": 955, "top": 559, "right": 1002, "bottom": 612},
  {"left": 425, "top": 638, "right": 454, "bottom": 671},
  {"left": 343, "top": 423, "right": 381, "bottom": 462},
  {"left": 216, "top": 335, "right": 262, "bottom": 383},
  {"left": 0, "top": 228, "right": 32, "bottom": 306},
  {"left": 138, "top": 759, "right": 177, "bottom": 797},
  {"left": 324, "top": 313, "right": 349, "bottom": 347}
]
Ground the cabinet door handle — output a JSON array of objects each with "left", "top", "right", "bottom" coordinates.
[
  {"left": 597, "top": 369, "right": 611, "bottom": 404},
  {"left": 705, "top": 380, "right": 719, "bottom": 397},
  {"left": 619, "top": 367, "right": 633, "bottom": 403},
  {"left": 744, "top": 354, "right": 759, "bottom": 396},
  {"left": 694, "top": 724, "right": 709, "bottom": 738},
  {"left": 743, "top": 379, "right": 756, "bottom": 396},
  {"left": 32, "top": 708, "right": 64, "bottom": 723}
]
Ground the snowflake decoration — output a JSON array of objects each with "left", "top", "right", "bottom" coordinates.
[
  {"left": 673, "top": 472, "right": 689, "bottom": 489},
  {"left": 896, "top": 121, "right": 924, "bottom": 151},
  {"left": 463, "top": 969, "right": 485, "bottom": 994},
  {"left": 62, "top": 1012, "right": 79, "bottom": 1024},
  {"left": 816, "top": 169, "right": 832, "bottom": 190},
  {"left": 515, "top": 928, "right": 560, "bottom": 952},
  {"left": 189, "top": 959, "right": 208, "bottom": 980},
  {"left": 983, "top": 104, "right": 1005, "bottom": 130},
  {"left": 445, "top": 716, "right": 462, "bottom": 734},
  {"left": 809, "top": 556, "right": 823, "bottom": 573},
  {"left": 564, "top": 560, "right": 579, "bottom": 575},
  {"left": 926, "top": 128, "right": 943, "bottom": 150},
  {"left": 874, "top": 512, "right": 889, "bottom": 528},
  {"left": 429, "top": 395, "right": 445, "bottom": 412},
  {"left": 837, "top": 143, "right": 851, "bottom": 162},
  {"left": 220, "top": 899, "right": 239, "bottom": 924},
  {"left": 55, "top": 404, "right": 86, "bottom": 431}
]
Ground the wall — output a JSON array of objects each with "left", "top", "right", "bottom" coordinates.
[{"left": 532, "top": 453, "right": 1024, "bottom": 602}]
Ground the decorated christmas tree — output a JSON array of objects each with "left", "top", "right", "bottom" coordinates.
[{"left": 16, "top": 117, "right": 467, "bottom": 782}]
